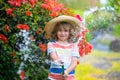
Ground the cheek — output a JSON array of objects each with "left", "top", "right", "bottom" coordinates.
[
  {"left": 57, "top": 31, "right": 60, "bottom": 36},
  {"left": 66, "top": 32, "right": 70, "bottom": 36}
]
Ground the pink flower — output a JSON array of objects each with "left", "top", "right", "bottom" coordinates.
[{"left": 76, "top": 14, "right": 83, "bottom": 21}]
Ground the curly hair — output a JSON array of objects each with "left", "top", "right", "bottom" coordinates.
[{"left": 51, "top": 21, "right": 80, "bottom": 43}]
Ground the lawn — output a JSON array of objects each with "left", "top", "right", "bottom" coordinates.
[{"left": 75, "top": 50, "right": 120, "bottom": 80}]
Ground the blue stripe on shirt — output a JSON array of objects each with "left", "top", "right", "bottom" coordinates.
[{"left": 49, "top": 68, "right": 75, "bottom": 74}]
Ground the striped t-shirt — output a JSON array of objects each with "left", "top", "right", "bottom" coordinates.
[{"left": 47, "top": 41, "right": 80, "bottom": 75}]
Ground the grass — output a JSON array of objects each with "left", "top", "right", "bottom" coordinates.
[{"left": 75, "top": 50, "right": 120, "bottom": 80}]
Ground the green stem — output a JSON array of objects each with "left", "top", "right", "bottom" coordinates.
[{"left": 62, "top": 64, "right": 65, "bottom": 80}]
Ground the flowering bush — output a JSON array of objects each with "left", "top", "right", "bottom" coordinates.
[
  {"left": 76, "top": 15, "right": 92, "bottom": 57},
  {"left": 0, "top": 0, "right": 92, "bottom": 79}
]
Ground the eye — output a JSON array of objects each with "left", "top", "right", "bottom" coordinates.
[
  {"left": 58, "top": 29, "right": 62, "bottom": 32},
  {"left": 65, "top": 29, "right": 69, "bottom": 32}
]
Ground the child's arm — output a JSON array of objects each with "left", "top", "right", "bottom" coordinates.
[
  {"left": 47, "top": 42, "right": 59, "bottom": 61},
  {"left": 49, "top": 52, "right": 58, "bottom": 61},
  {"left": 50, "top": 52, "right": 62, "bottom": 65},
  {"left": 64, "top": 56, "right": 77, "bottom": 75}
]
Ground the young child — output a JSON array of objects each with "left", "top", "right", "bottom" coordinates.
[{"left": 45, "top": 15, "right": 81, "bottom": 80}]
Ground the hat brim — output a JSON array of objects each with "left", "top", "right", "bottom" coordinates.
[{"left": 45, "top": 15, "right": 81, "bottom": 36}]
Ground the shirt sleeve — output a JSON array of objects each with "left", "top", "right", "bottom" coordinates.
[
  {"left": 47, "top": 42, "right": 55, "bottom": 56},
  {"left": 71, "top": 43, "right": 80, "bottom": 58}
]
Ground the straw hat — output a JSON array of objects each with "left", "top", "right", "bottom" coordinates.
[{"left": 45, "top": 15, "right": 81, "bottom": 36}]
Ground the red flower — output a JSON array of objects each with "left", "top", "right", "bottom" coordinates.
[
  {"left": 45, "top": 35, "right": 50, "bottom": 39},
  {"left": 36, "top": 29, "right": 40, "bottom": 35},
  {"left": 53, "top": 4, "right": 63, "bottom": 12},
  {"left": 42, "top": 0, "right": 48, "bottom": 2},
  {"left": 6, "top": 8, "right": 12, "bottom": 14},
  {"left": 85, "top": 43, "right": 92, "bottom": 54},
  {"left": 49, "top": 11, "right": 57, "bottom": 17},
  {"left": 6, "top": 8, "right": 14, "bottom": 16},
  {"left": 5, "top": 25, "right": 10, "bottom": 31},
  {"left": 17, "top": 24, "right": 30, "bottom": 30},
  {"left": 29, "top": 0, "right": 37, "bottom": 7},
  {"left": 8, "top": 0, "right": 21, "bottom": 7},
  {"left": 36, "top": 28, "right": 43, "bottom": 35},
  {"left": 78, "top": 38, "right": 92, "bottom": 57},
  {"left": 0, "top": 34, "right": 7, "bottom": 44},
  {"left": 20, "top": 70, "right": 25, "bottom": 80},
  {"left": 41, "top": 4, "right": 51, "bottom": 10},
  {"left": 77, "top": 33, "right": 81, "bottom": 38},
  {"left": 41, "top": 0, "right": 63, "bottom": 17},
  {"left": 26, "top": 11, "right": 32, "bottom": 16},
  {"left": 11, "top": 52, "right": 15, "bottom": 57},
  {"left": 39, "top": 44, "right": 47, "bottom": 52}
]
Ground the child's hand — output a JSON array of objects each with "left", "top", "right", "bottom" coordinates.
[
  {"left": 63, "top": 71, "right": 68, "bottom": 80},
  {"left": 64, "top": 71, "right": 68, "bottom": 76}
]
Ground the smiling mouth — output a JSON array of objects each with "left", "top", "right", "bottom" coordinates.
[{"left": 60, "top": 36, "right": 66, "bottom": 37}]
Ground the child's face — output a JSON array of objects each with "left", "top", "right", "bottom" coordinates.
[{"left": 57, "top": 26, "right": 70, "bottom": 42}]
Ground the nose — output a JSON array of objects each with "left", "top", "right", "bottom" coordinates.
[
  {"left": 61, "top": 31, "right": 67, "bottom": 35},
  {"left": 61, "top": 31, "right": 65, "bottom": 34}
]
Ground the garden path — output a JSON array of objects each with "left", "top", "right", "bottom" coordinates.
[{"left": 79, "top": 51, "right": 120, "bottom": 80}]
